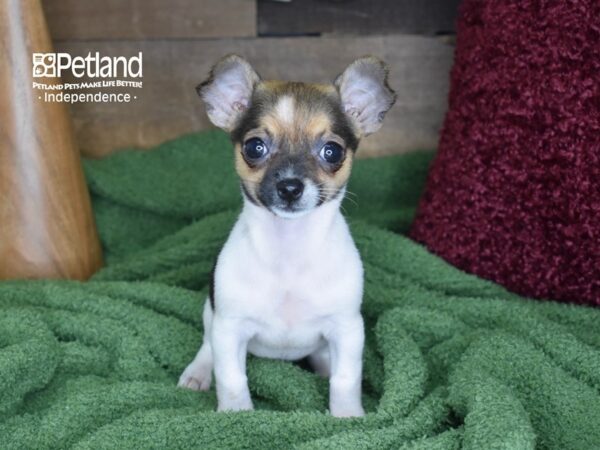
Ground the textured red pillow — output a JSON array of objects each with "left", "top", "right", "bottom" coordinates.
[{"left": 410, "top": 0, "right": 600, "bottom": 306}]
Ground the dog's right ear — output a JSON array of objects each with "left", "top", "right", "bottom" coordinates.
[{"left": 197, "top": 55, "right": 260, "bottom": 131}]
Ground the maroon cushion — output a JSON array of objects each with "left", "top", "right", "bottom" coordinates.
[{"left": 410, "top": 0, "right": 600, "bottom": 306}]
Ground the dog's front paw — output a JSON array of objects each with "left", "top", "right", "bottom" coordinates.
[
  {"left": 178, "top": 361, "right": 212, "bottom": 391},
  {"left": 217, "top": 397, "right": 254, "bottom": 412},
  {"left": 330, "top": 405, "right": 365, "bottom": 418},
  {"left": 217, "top": 387, "right": 254, "bottom": 412}
]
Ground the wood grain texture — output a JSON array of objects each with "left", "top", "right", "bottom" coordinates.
[
  {"left": 55, "top": 35, "right": 453, "bottom": 158},
  {"left": 0, "top": 0, "right": 103, "bottom": 279},
  {"left": 42, "top": 0, "right": 257, "bottom": 40},
  {"left": 258, "top": 0, "right": 461, "bottom": 36}
]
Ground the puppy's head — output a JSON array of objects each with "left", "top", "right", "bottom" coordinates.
[{"left": 198, "top": 55, "right": 395, "bottom": 218}]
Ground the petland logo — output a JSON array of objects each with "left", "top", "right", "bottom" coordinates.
[
  {"left": 33, "top": 52, "right": 143, "bottom": 78},
  {"left": 32, "top": 52, "right": 143, "bottom": 104}
]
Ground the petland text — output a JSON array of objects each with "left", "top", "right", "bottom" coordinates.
[{"left": 33, "top": 52, "right": 143, "bottom": 78}]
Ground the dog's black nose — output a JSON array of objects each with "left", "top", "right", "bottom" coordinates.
[{"left": 276, "top": 178, "right": 304, "bottom": 202}]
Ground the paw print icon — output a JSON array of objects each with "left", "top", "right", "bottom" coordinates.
[{"left": 32, "top": 53, "right": 56, "bottom": 77}]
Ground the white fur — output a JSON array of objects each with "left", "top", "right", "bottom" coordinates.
[
  {"left": 274, "top": 95, "right": 295, "bottom": 125},
  {"left": 179, "top": 195, "right": 365, "bottom": 417}
]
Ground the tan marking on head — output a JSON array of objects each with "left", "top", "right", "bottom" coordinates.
[
  {"left": 310, "top": 83, "right": 338, "bottom": 95},
  {"left": 261, "top": 106, "right": 301, "bottom": 144},
  {"left": 305, "top": 112, "right": 332, "bottom": 140},
  {"left": 261, "top": 80, "right": 287, "bottom": 90},
  {"left": 259, "top": 114, "right": 287, "bottom": 143},
  {"left": 257, "top": 84, "right": 337, "bottom": 146}
]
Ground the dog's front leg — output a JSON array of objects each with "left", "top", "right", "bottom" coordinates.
[
  {"left": 211, "top": 315, "right": 253, "bottom": 412},
  {"left": 327, "top": 315, "right": 365, "bottom": 418}
]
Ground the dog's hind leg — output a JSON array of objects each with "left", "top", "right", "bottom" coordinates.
[
  {"left": 178, "top": 299, "right": 214, "bottom": 391},
  {"left": 309, "top": 346, "right": 331, "bottom": 377}
]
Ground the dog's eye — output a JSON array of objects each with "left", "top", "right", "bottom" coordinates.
[
  {"left": 243, "top": 138, "right": 269, "bottom": 160},
  {"left": 319, "top": 142, "right": 344, "bottom": 164}
]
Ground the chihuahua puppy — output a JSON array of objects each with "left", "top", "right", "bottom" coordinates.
[{"left": 178, "top": 55, "right": 395, "bottom": 417}]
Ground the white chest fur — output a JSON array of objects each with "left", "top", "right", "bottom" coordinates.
[
  {"left": 179, "top": 196, "right": 366, "bottom": 417},
  {"left": 214, "top": 198, "right": 363, "bottom": 360}
]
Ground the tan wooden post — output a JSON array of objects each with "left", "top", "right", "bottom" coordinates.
[{"left": 0, "top": 0, "right": 103, "bottom": 279}]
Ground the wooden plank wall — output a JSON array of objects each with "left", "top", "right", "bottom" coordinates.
[
  {"left": 43, "top": 0, "right": 256, "bottom": 39},
  {"left": 42, "top": 0, "right": 458, "bottom": 158},
  {"left": 258, "top": 0, "right": 461, "bottom": 36}
]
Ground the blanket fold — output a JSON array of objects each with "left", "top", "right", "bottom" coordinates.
[{"left": 1, "top": 131, "right": 599, "bottom": 449}]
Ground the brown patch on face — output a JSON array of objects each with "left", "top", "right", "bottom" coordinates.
[
  {"left": 315, "top": 147, "right": 354, "bottom": 204},
  {"left": 234, "top": 142, "right": 268, "bottom": 204}
]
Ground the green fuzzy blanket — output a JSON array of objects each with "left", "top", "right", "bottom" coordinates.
[{"left": 2, "top": 131, "right": 600, "bottom": 449}]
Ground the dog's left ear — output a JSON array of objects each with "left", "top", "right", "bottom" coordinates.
[{"left": 335, "top": 56, "right": 396, "bottom": 136}]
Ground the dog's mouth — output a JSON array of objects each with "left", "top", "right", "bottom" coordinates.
[
  {"left": 270, "top": 203, "right": 312, "bottom": 219},
  {"left": 250, "top": 177, "right": 346, "bottom": 219}
]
